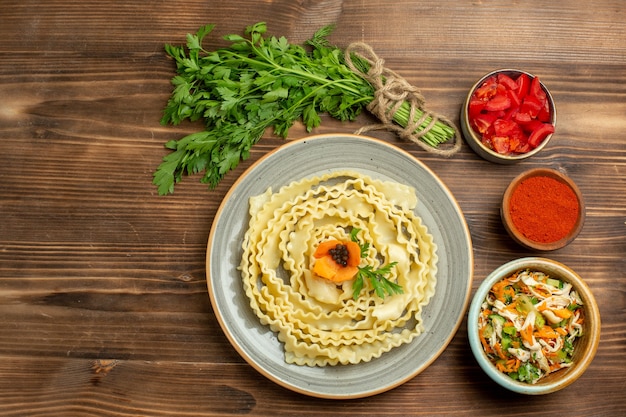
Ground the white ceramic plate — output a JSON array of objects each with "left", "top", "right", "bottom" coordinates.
[{"left": 206, "top": 134, "right": 473, "bottom": 399}]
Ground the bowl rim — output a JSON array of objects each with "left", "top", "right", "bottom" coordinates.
[
  {"left": 467, "top": 257, "right": 601, "bottom": 395},
  {"left": 462, "top": 68, "right": 557, "bottom": 162},
  {"left": 501, "top": 168, "right": 585, "bottom": 251}
]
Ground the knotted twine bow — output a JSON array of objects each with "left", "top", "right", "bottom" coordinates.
[{"left": 344, "top": 42, "right": 462, "bottom": 157}]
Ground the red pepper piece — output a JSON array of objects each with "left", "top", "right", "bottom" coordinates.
[
  {"left": 502, "top": 107, "right": 518, "bottom": 121},
  {"left": 471, "top": 113, "right": 497, "bottom": 134},
  {"left": 537, "top": 99, "right": 552, "bottom": 122},
  {"left": 491, "top": 136, "right": 511, "bottom": 154},
  {"left": 490, "top": 119, "right": 530, "bottom": 154},
  {"left": 509, "top": 135, "right": 522, "bottom": 152},
  {"left": 485, "top": 94, "right": 511, "bottom": 112},
  {"left": 528, "top": 123, "right": 555, "bottom": 148},
  {"left": 513, "top": 111, "right": 533, "bottom": 125},
  {"left": 515, "top": 73, "right": 531, "bottom": 99},
  {"left": 530, "top": 76, "right": 547, "bottom": 104},
  {"left": 522, "top": 119, "right": 544, "bottom": 134},
  {"left": 468, "top": 98, "right": 486, "bottom": 119},
  {"left": 520, "top": 96, "right": 543, "bottom": 118},
  {"left": 507, "top": 88, "right": 522, "bottom": 109},
  {"left": 474, "top": 77, "right": 498, "bottom": 100},
  {"left": 493, "top": 119, "right": 520, "bottom": 137},
  {"left": 514, "top": 142, "right": 532, "bottom": 153},
  {"left": 497, "top": 73, "right": 518, "bottom": 90}
]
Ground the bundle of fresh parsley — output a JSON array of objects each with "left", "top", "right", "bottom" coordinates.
[{"left": 154, "top": 22, "right": 457, "bottom": 195}]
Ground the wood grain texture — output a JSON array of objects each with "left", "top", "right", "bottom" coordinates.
[{"left": 1, "top": 0, "right": 625, "bottom": 415}]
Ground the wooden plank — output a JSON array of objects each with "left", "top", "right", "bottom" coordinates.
[{"left": 1, "top": 0, "right": 625, "bottom": 415}]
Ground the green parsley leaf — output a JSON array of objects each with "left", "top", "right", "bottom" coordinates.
[{"left": 349, "top": 228, "right": 403, "bottom": 300}]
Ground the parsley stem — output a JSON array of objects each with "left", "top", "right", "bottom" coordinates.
[
  {"left": 223, "top": 47, "right": 367, "bottom": 98},
  {"left": 392, "top": 101, "right": 456, "bottom": 146}
]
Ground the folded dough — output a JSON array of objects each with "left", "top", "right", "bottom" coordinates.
[{"left": 240, "top": 170, "right": 437, "bottom": 366}]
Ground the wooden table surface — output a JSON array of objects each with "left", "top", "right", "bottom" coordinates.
[{"left": 1, "top": 1, "right": 625, "bottom": 415}]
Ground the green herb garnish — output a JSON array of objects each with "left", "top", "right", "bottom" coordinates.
[
  {"left": 350, "top": 228, "right": 403, "bottom": 300},
  {"left": 154, "top": 22, "right": 457, "bottom": 195}
]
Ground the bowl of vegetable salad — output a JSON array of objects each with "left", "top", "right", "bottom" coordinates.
[
  {"left": 468, "top": 258, "right": 600, "bottom": 395},
  {"left": 461, "top": 69, "right": 556, "bottom": 163}
]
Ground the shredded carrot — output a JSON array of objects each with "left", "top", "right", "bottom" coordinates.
[
  {"left": 479, "top": 330, "right": 493, "bottom": 354},
  {"left": 494, "top": 342, "right": 507, "bottom": 360},
  {"left": 497, "top": 359, "right": 521, "bottom": 373},
  {"left": 490, "top": 282, "right": 504, "bottom": 300},
  {"left": 506, "top": 359, "right": 521, "bottom": 373},
  {"left": 535, "top": 326, "right": 559, "bottom": 339},
  {"left": 516, "top": 282, "right": 530, "bottom": 294},
  {"left": 555, "top": 327, "right": 568, "bottom": 336},
  {"left": 521, "top": 324, "right": 534, "bottom": 345},
  {"left": 573, "top": 312, "right": 584, "bottom": 325},
  {"left": 553, "top": 308, "right": 573, "bottom": 319},
  {"left": 504, "top": 300, "right": 518, "bottom": 313},
  {"left": 549, "top": 363, "right": 563, "bottom": 372},
  {"left": 545, "top": 350, "right": 558, "bottom": 359},
  {"left": 492, "top": 279, "right": 515, "bottom": 301}
]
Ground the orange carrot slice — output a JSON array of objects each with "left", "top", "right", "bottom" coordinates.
[
  {"left": 313, "top": 240, "right": 342, "bottom": 258},
  {"left": 330, "top": 265, "right": 359, "bottom": 283},
  {"left": 312, "top": 256, "right": 340, "bottom": 280},
  {"left": 345, "top": 241, "right": 362, "bottom": 267}
]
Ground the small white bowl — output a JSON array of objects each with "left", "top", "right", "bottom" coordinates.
[{"left": 467, "top": 258, "right": 601, "bottom": 395}]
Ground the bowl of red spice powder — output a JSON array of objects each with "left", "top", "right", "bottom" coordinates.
[{"left": 501, "top": 168, "right": 585, "bottom": 251}]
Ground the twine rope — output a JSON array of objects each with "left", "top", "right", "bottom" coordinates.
[{"left": 344, "top": 42, "right": 462, "bottom": 157}]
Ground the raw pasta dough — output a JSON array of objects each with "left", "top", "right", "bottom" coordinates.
[{"left": 240, "top": 170, "right": 437, "bottom": 366}]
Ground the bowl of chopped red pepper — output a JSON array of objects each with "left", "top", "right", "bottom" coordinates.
[
  {"left": 461, "top": 69, "right": 556, "bottom": 163},
  {"left": 467, "top": 257, "right": 601, "bottom": 395},
  {"left": 501, "top": 168, "right": 585, "bottom": 251}
]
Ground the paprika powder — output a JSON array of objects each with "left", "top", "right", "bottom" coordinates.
[{"left": 509, "top": 175, "right": 579, "bottom": 244}]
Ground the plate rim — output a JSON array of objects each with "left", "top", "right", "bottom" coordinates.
[{"left": 206, "top": 133, "right": 474, "bottom": 399}]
